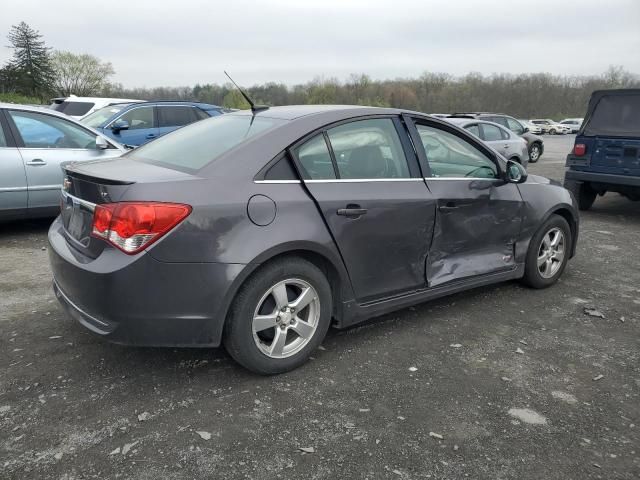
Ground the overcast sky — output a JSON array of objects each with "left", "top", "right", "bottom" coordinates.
[{"left": 1, "top": 0, "right": 639, "bottom": 87}]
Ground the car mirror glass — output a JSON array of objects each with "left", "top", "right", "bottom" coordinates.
[
  {"left": 506, "top": 160, "right": 527, "bottom": 184},
  {"left": 95, "top": 136, "right": 109, "bottom": 150}
]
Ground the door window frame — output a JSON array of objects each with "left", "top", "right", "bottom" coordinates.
[
  {"left": 288, "top": 114, "right": 423, "bottom": 182},
  {"left": 156, "top": 104, "right": 202, "bottom": 128},
  {"left": 403, "top": 114, "right": 505, "bottom": 180},
  {"left": 5, "top": 108, "right": 110, "bottom": 150},
  {"left": 0, "top": 109, "right": 19, "bottom": 148}
]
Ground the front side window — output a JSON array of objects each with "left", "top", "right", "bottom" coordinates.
[
  {"left": 157, "top": 106, "right": 199, "bottom": 128},
  {"left": 326, "top": 118, "right": 410, "bottom": 179},
  {"left": 296, "top": 134, "right": 336, "bottom": 180},
  {"left": 416, "top": 124, "right": 498, "bottom": 179},
  {"left": 506, "top": 117, "right": 524, "bottom": 134},
  {"left": 0, "top": 122, "right": 7, "bottom": 147},
  {"left": 115, "top": 107, "right": 154, "bottom": 130},
  {"left": 132, "top": 114, "right": 285, "bottom": 171},
  {"left": 481, "top": 124, "right": 507, "bottom": 141},
  {"left": 9, "top": 110, "right": 98, "bottom": 149}
]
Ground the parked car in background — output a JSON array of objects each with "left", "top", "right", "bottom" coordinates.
[
  {"left": 50, "top": 95, "right": 142, "bottom": 119},
  {"left": 49, "top": 105, "right": 579, "bottom": 374},
  {"left": 559, "top": 118, "right": 583, "bottom": 133},
  {"left": 450, "top": 113, "right": 544, "bottom": 163},
  {"left": 564, "top": 89, "right": 640, "bottom": 210},
  {"left": 0, "top": 104, "right": 126, "bottom": 221},
  {"left": 81, "top": 101, "right": 226, "bottom": 146},
  {"left": 445, "top": 118, "right": 529, "bottom": 166},
  {"left": 519, "top": 119, "right": 542, "bottom": 135},
  {"left": 530, "top": 119, "right": 567, "bottom": 135}
]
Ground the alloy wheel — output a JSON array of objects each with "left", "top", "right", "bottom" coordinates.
[
  {"left": 252, "top": 278, "right": 320, "bottom": 359},
  {"left": 537, "top": 227, "right": 565, "bottom": 279},
  {"left": 529, "top": 145, "right": 540, "bottom": 161}
]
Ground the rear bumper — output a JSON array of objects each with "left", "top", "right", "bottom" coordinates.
[
  {"left": 48, "top": 216, "right": 246, "bottom": 347},
  {"left": 564, "top": 169, "right": 640, "bottom": 187}
]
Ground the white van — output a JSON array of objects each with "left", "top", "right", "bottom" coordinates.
[{"left": 49, "top": 95, "right": 143, "bottom": 119}]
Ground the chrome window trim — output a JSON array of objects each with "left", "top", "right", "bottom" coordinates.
[
  {"left": 306, "top": 178, "right": 424, "bottom": 184},
  {"left": 29, "top": 184, "right": 62, "bottom": 191},
  {"left": 253, "top": 179, "right": 301, "bottom": 184},
  {"left": 425, "top": 177, "right": 501, "bottom": 181},
  {"left": 61, "top": 190, "right": 97, "bottom": 212}
]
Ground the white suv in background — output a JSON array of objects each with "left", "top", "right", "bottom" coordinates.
[
  {"left": 49, "top": 95, "right": 142, "bottom": 119},
  {"left": 559, "top": 118, "right": 583, "bottom": 133},
  {"left": 529, "top": 119, "right": 568, "bottom": 135}
]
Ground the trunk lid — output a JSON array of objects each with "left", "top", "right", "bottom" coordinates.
[
  {"left": 588, "top": 137, "right": 640, "bottom": 175},
  {"left": 60, "top": 158, "right": 195, "bottom": 258}
]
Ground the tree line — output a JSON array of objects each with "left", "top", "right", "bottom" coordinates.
[{"left": 1, "top": 22, "right": 639, "bottom": 119}]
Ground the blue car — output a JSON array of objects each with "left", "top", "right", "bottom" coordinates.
[{"left": 80, "top": 101, "right": 226, "bottom": 146}]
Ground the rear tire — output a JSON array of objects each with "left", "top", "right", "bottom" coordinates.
[
  {"left": 521, "top": 215, "right": 572, "bottom": 289},
  {"left": 564, "top": 180, "right": 597, "bottom": 210},
  {"left": 549, "top": 128, "right": 556, "bottom": 135},
  {"left": 223, "top": 257, "right": 332, "bottom": 375}
]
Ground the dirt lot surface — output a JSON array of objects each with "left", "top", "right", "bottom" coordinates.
[{"left": 1, "top": 135, "right": 639, "bottom": 479}]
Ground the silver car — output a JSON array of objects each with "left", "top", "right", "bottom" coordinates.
[
  {"left": 0, "top": 104, "right": 126, "bottom": 221},
  {"left": 444, "top": 118, "right": 529, "bottom": 167}
]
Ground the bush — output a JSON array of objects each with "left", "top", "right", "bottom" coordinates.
[{"left": 0, "top": 92, "right": 44, "bottom": 105}]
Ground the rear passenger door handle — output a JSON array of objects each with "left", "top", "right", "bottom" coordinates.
[
  {"left": 439, "top": 202, "right": 473, "bottom": 213},
  {"left": 146, "top": 134, "right": 156, "bottom": 139},
  {"left": 337, "top": 206, "right": 368, "bottom": 218}
]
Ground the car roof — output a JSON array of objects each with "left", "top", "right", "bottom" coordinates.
[
  {"left": 0, "top": 102, "right": 81, "bottom": 118},
  {"left": 225, "top": 104, "right": 416, "bottom": 121},
  {"left": 445, "top": 117, "right": 509, "bottom": 129},
  {"left": 55, "top": 96, "right": 142, "bottom": 103}
]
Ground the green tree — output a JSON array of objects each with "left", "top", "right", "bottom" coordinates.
[
  {"left": 222, "top": 88, "right": 250, "bottom": 109},
  {"left": 51, "top": 51, "right": 115, "bottom": 96},
  {"left": 5, "top": 22, "right": 55, "bottom": 98}
]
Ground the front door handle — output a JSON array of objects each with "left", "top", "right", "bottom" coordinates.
[
  {"left": 439, "top": 202, "right": 473, "bottom": 212},
  {"left": 504, "top": 144, "right": 510, "bottom": 149},
  {"left": 337, "top": 205, "right": 367, "bottom": 218},
  {"left": 145, "top": 134, "right": 156, "bottom": 139},
  {"left": 26, "top": 159, "right": 47, "bottom": 166}
]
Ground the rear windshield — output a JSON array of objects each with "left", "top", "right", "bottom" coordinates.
[
  {"left": 81, "top": 105, "right": 128, "bottom": 128},
  {"left": 584, "top": 94, "right": 640, "bottom": 137},
  {"left": 53, "top": 101, "right": 94, "bottom": 116},
  {"left": 130, "top": 114, "right": 286, "bottom": 171}
]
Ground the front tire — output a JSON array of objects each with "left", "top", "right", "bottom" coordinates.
[
  {"left": 521, "top": 215, "right": 572, "bottom": 289},
  {"left": 529, "top": 143, "right": 541, "bottom": 163},
  {"left": 223, "top": 257, "right": 332, "bottom": 374},
  {"left": 549, "top": 128, "right": 556, "bottom": 135}
]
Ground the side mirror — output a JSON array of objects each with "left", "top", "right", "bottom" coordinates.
[
  {"left": 95, "top": 136, "right": 109, "bottom": 150},
  {"left": 522, "top": 126, "right": 529, "bottom": 134},
  {"left": 505, "top": 159, "right": 527, "bottom": 184},
  {"left": 111, "top": 119, "right": 129, "bottom": 133}
]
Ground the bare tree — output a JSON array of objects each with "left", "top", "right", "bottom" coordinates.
[{"left": 51, "top": 51, "right": 115, "bottom": 96}]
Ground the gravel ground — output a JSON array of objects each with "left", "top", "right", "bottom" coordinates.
[{"left": 1, "top": 134, "right": 639, "bottom": 479}]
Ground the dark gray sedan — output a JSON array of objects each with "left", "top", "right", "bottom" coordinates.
[{"left": 49, "top": 105, "right": 579, "bottom": 374}]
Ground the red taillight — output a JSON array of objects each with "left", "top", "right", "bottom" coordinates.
[
  {"left": 573, "top": 143, "right": 586, "bottom": 156},
  {"left": 91, "top": 202, "right": 192, "bottom": 254}
]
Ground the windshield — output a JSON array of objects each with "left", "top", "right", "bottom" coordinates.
[
  {"left": 54, "top": 101, "right": 94, "bottom": 117},
  {"left": 131, "top": 114, "right": 286, "bottom": 171},
  {"left": 81, "top": 105, "right": 128, "bottom": 128}
]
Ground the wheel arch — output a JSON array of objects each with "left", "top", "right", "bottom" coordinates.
[
  {"left": 545, "top": 206, "right": 579, "bottom": 258},
  {"left": 215, "top": 242, "right": 355, "bottom": 343}
]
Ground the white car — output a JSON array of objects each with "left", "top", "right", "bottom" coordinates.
[
  {"left": 519, "top": 120, "right": 542, "bottom": 135},
  {"left": 529, "top": 119, "right": 567, "bottom": 135},
  {"left": 49, "top": 95, "right": 143, "bottom": 120},
  {"left": 559, "top": 118, "right": 583, "bottom": 134}
]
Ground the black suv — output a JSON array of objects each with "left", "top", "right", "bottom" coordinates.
[
  {"left": 564, "top": 89, "right": 640, "bottom": 210},
  {"left": 450, "top": 113, "right": 545, "bottom": 163}
]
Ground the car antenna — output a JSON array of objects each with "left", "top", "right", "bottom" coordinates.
[{"left": 224, "top": 71, "right": 269, "bottom": 114}]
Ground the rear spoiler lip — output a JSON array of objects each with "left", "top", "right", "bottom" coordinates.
[{"left": 63, "top": 165, "right": 135, "bottom": 186}]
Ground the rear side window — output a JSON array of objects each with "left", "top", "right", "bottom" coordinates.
[
  {"left": 194, "top": 108, "right": 211, "bottom": 120},
  {"left": 584, "top": 94, "right": 640, "bottom": 137},
  {"left": 506, "top": 117, "right": 524, "bottom": 134},
  {"left": 157, "top": 106, "right": 199, "bottom": 127},
  {"left": 296, "top": 134, "right": 336, "bottom": 180},
  {"left": 481, "top": 124, "right": 507, "bottom": 141},
  {"left": 326, "top": 118, "right": 410, "bottom": 179},
  {"left": 54, "top": 101, "right": 94, "bottom": 116},
  {"left": 132, "top": 114, "right": 285, "bottom": 171},
  {"left": 465, "top": 124, "right": 481, "bottom": 137}
]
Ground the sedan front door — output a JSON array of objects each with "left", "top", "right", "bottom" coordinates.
[
  {"left": 292, "top": 117, "right": 436, "bottom": 303},
  {"left": 107, "top": 106, "right": 158, "bottom": 146},
  {"left": 409, "top": 118, "right": 523, "bottom": 287},
  {"left": 7, "top": 109, "right": 118, "bottom": 212},
  {"left": 0, "top": 111, "right": 27, "bottom": 218}
]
